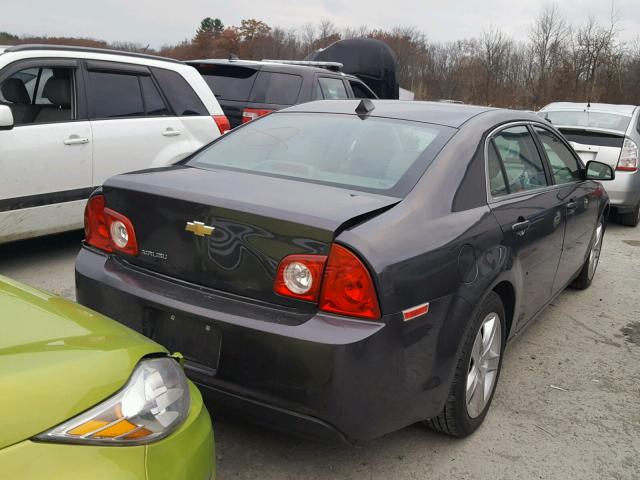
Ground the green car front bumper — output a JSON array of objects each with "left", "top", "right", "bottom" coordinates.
[{"left": 0, "top": 383, "right": 214, "bottom": 480}]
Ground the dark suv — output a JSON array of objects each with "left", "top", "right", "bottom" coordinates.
[{"left": 187, "top": 59, "right": 377, "bottom": 128}]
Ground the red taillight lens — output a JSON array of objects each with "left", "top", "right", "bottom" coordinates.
[
  {"left": 242, "top": 108, "right": 273, "bottom": 124},
  {"left": 213, "top": 115, "right": 231, "bottom": 134},
  {"left": 319, "top": 244, "right": 381, "bottom": 320},
  {"left": 617, "top": 138, "right": 639, "bottom": 172},
  {"left": 104, "top": 208, "right": 138, "bottom": 256},
  {"left": 83, "top": 195, "right": 138, "bottom": 256},
  {"left": 274, "top": 254, "right": 327, "bottom": 302},
  {"left": 84, "top": 195, "right": 112, "bottom": 253}
]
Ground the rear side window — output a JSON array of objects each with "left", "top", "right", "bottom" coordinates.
[
  {"left": 534, "top": 126, "right": 582, "bottom": 184},
  {"left": 196, "top": 64, "right": 258, "bottom": 102},
  {"left": 318, "top": 77, "right": 348, "bottom": 99},
  {"left": 251, "top": 72, "right": 302, "bottom": 105},
  {"left": 140, "top": 76, "right": 169, "bottom": 116},
  {"left": 152, "top": 67, "right": 208, "bottom": 116},
  {"left": 187, "top": 112, "right": 455, "bottom": 197},
  {"left": 491, "top": 126, "right": 548, "bottom": 195},
  {"left": 349, "top": 80, "right": 376, "bottom": 99},
  {"left": 88, "top": 71, "right": 144, "bottom": 118},
  {"left": 487, "top": 142, "right": 508, "bottom": 197}
]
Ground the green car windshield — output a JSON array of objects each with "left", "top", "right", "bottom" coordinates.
[{"left": 187, "top": 112, "right": 455, "bottom": 197}]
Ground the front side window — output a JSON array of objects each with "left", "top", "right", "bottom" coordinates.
[
  {"left": 187, "top": 112, "right": 455, "bottom": 196},
  {"left": 534, "top": 126, "right": 582, "bottom": 184},
  {"left": 491, "top": 125, "right": 548, "bottom": 195},
  {"left": 318, "top": 77, "right": 348, "bottom": 100},
  {"left": 0, "top": 66, "right": 74, "bottom": 125}
]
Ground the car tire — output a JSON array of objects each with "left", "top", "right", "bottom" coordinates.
[
  {"left": 425, "top": 291, "right": 505, "bottom": 437},
  {"left": 571, "top": 218, "right": 605, "bottom": 290},
  {"left": 619, "top": 202, "right": 640, "bottom": 227}
]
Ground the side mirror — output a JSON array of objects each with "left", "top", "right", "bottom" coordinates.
[
  {"left": 586, "top": 160, "right": 614, "bottom": 181},
  {"left": 0, "top": 105, "right": 14, "bottom": 131}
]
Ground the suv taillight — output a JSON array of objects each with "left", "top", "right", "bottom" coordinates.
[
  {"left": 84, "top": 195, "right": 138, "bottom": 256},
  {"left": 242, "top": 108, "right": 273, "bottom": 124},
  {"left": 273, "top": 244, "right": 381, "bottom": 320},
  {"left": 213, "top": 115, "right": 231, "bottom": 134},
  {"left": 617, "top": 137, "right": 639, "bottom": 172}
]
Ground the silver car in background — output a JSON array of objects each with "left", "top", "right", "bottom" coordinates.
[{"left": 538, "top": 102, "right": 640, "bottom": 226}]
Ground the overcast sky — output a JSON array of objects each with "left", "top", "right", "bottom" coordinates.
[{"left": 3, "top": 0, "right": 639, "bottom": 48}]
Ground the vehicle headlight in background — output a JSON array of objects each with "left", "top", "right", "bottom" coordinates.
[{"left": 34, "top": 357, "right": 190, "bottom": 445}]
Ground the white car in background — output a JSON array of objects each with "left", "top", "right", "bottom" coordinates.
[
  {"left": 538, "top": 102, "right": 640, "bottom": 226},
  {"left": 0, "top": 45, "right": 229, "bottom": 244}
]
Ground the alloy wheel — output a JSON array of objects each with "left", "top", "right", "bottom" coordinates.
[
  {"left": 466, "top": 312, "right": 502, "bottom": 419},
  {"left": 587, "top": 222, "right": 603, "bottom": 280}
]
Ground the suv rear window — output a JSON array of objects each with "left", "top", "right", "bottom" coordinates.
[
  {"left": 251, "top": 72, "right": 302, "bottom": 105},
  {"left": 196, "top": 64, "right": 258, "bottom": 102},
  {"left": 187, "top": 112, "right": 455, "bottom": 196}
]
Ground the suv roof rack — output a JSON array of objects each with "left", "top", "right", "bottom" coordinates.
[
  {"left": 4, "top": 44, "right": 183, "bottom": 65},
  {"left": 261, "top": 59, "right": 343, "bottom": 72}
]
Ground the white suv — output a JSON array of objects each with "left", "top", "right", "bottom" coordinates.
[{"left": 0, "top": 44, "right": 229, "bottom": 244}]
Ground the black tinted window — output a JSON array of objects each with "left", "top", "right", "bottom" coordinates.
[
  {"left": 534, "top": 126, "right": 582, "bottom": 184},
  {"left": 492, "top": 126, "right": 548, "bottom": 194},
  {"left": 251, "top": 72, "right": 302, "bottom": 105},
  {"left": 89, "top": 71, "right": 144, "bottom": 118},
  {"left": 197, "top": 64, "right": 258, "bottom": 102},
  {"left": 140, "top": 76, "right": 169, "bottom": 115},
  {"left": 349, "top": 80, "right": 376, "bottom": 99},
  {"left": 152, "top": 68, "right": 207, "bottom": 116}
]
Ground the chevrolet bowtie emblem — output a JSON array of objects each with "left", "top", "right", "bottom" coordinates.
[{"left": 185, "top": 221, "right": 215, "bottom": 237}]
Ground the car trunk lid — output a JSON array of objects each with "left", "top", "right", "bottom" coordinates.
[
  {"left": 102, "top": 166, "right": 400, "bottom": 306},
  {"left": 559, "top": 128, "right": 624, "bottom": 168}
]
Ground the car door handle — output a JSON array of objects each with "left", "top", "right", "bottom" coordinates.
[
  {"left": 512, "top": 219, "right": 530, "bottom": 236},
  {"left": 162, "top": 128, "right": 181, "bottom": 137},
  {"left": 566, "top": 200, "right": 578, "bottom": 211},
  {"left": 63, "top": 135, "right": 89, "bottom": 146}
]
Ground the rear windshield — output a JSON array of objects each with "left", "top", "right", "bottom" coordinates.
[
  {"left": 196, "top": 65, "right": 258, "bottom": 102},
  {"left": 187, "top": 112, "right": 455, "bottom": 196},
  {"left": 559, "top": 129, "right": 624, "bottom": 148},
  {"left": 541, "top": 110, "right": 631, "bottom": 132}
]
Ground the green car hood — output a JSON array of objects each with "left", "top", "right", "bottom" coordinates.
[{"left": 0, "top": 276, "right": 164, "bottom": 449}]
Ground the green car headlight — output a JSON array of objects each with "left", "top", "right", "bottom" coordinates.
[{"left": 34, "top": 357, "right": 190, "bottom": 445}]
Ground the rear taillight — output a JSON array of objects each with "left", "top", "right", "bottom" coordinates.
[
  {"left": 213, "top": 115, "right": 231, "bottom": 134},
  {"left": 84, "top": 195, "right": 112, "bottom": 253},
  {"left": 84, "top": 195, "right": 138, "bottom": 256},
  {"left": 274, "top": 244, "right": 381, "bottom": 320},
  {"left": 319, "top": 244, "right": 381, "bottom": 320},
  {"left": 617, "top": 138, "right": 639, "bottom": 172},
  {"left": 242, "top": 108, "right": 273, "bottom": 124},
  {"left": 274, "top": 254, "right": 327, "bottom": 302}
]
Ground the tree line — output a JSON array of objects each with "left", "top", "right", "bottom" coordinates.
[{"left": 2, "top": 3, "right": 639, "bottom": 109}]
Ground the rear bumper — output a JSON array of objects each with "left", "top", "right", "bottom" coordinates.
[
  {"left": 75, "top": 246, "right": 460, "bottom": 442},
  {"left": 605, "top": 170, "right": 640, "bottom": 211}
]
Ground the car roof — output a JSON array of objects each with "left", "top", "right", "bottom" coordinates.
[
  {"left": 3, "top": 44, "right": 184, "bottom": 65},
  {"left": 282, "top": 100, "right": 496, "bottom": 128},
  {"left": 188, "top": 58, "right": 348, "bottom": 76},
  {"left": 540, "top": 102, "right": 637, "bottom": 115}
]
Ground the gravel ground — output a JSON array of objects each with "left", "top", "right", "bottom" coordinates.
[{"left": 1, "top": 223, "right": 638, "bottom": 480}]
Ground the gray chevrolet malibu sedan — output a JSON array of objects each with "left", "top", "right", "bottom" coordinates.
[{"left": 539, "top": 102, "right": 640, "bottom": 226}]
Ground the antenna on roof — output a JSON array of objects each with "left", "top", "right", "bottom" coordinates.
[
  {"left": 355, "top": 99, "right": 375, "bottom": 118},
  {"left": 229, "top": 53, "right": 239, "bottom": 61}
]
